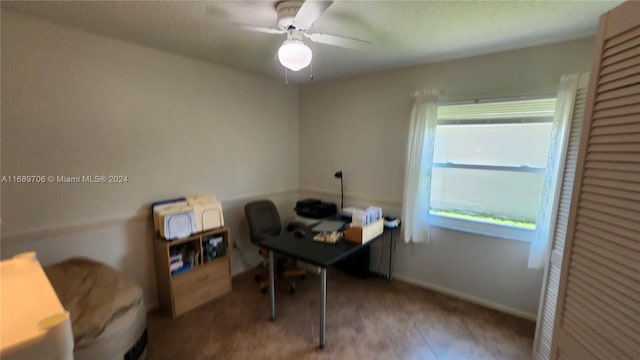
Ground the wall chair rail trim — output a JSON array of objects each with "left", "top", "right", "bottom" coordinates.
[
  {"left": 1, "top": 188, "right": 299, "bottom": 244},
  {"left": 299, "top": 187, "right": 401, "bottom": 208}
]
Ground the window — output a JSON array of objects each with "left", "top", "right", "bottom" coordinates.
[{"left": 429, "top": 98, "right": 557, "bottom": 241}]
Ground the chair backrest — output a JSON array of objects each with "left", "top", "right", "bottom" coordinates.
[{"left": 244, "top": 200, "right": 282, "bottom": 245}]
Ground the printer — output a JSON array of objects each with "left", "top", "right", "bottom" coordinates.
[{"left": 294, "top": 198, "right": 338, "bottom": 219}]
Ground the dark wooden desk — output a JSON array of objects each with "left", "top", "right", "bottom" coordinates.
[{"left": 259, "top": 225, "right": 395, "bottom": 349}]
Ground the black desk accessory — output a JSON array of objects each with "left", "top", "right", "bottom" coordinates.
[
  {"left": 295, "top": 199, "right": 337, "bottom": 219},
  {"left": 334, "top": 170, "right": 343, "bottom": 210}
]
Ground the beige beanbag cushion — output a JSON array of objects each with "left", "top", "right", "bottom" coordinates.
[{"left": 44, "top": 258, "right": 144, "bottom": 350}]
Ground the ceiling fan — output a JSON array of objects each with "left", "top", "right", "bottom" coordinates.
[{"left": 236, "top": 1, "right": 369, "bottom": 72}]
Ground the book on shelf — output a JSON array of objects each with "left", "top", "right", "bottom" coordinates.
[
  {"left": 170, "top": 260, "right": 183, "bottom": 271},
  {"left": 171, "top": 264, "right": 192, "bottom": 276}
]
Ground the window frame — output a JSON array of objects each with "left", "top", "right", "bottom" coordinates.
[{"left": 429, "top": 97, "right": 557, "bottom": 242}]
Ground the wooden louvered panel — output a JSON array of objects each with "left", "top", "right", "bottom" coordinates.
[
  {"left": 579, "top": 207, "right": 640, "bottom": 233},
  {"left": 553, "top": 3, "right": 640, "bottom": 359},
  {"left": 552, "top": 210, "right": 569, "bottom": 251},
  {"left": 571, "top": 256, "right": 639, "bottom": 317},
  {"left": 583, "top": 176, "right": 640, "bottom": 194},
  {"left": 594, "top": 93, "right": 640, "bottom": 110},
  {"left": 572, "top": 259, "right": 638, "bottom": 320},
  {"left": 539, "top": 264, "right": 562, "bottom": 360},
  {"left": 601, "top": 46, "right": 640, "bottom": 67},
  {"left": 597, "top": 73, "right": 640, "bottom": 92},
  {"left": 570, "top": 259, "right": 639, "bottom": 314},
  {"left": 572, "top": 243, "right": 639, "bottom": 282},
  {"left": 589, "top": 132, "right": 640, "bottom": 143},
  {"left": 574, "top": 228, "right": 639, "bottom": 269},
  {"left": 564, "top": 291, "right": 639, "bottom": 354},
  {"left": 566, "top": 281, "right": 639, "bottom": 341},
  {"left": 576, "top": 221, "right": 638, "bottom": 252},
  {"left": 558, "top": 349, "right": 573, "bottom": 360},
  {"left": 586, "top": 152, "right": 640, "bottom": 163},
  {"left": 584, "top": 167, "right": 640, "bottom": 182},
  {"left": 582, "top": 184, "right": 640, "bottom": 202},
  {"left": 588, "top": 142, "right": 640, "bottom": 152},
  {"left": 599, "top": 63, "right": 640, "bottom": 85},
  {"left": 577, "top": 216, "right": 638, "bottom": 248},
  {"left": 581, "top": 193, "right": 640, "bottom": 214},
  {"left": 581, "top": 193, "right": 640, "bottom": 222},
  {"left": 563, "top": 157, "right": 577, "bottom": 170},
  {"left": 562, "top": 312, "right": 628, "bottom": 360},
  {"left": 592, "top": 103, "right": 640, "bottom": 118},
  {"left": 580, "top": 192, "right": 640, "bottom": 215},
  {"left": 567, "top": 296, "right": 639, "bottom": 343},
  {"left": 589, "top": 122, "right": 640, "bottom": 135},
  {"left": 582, "top": 182, "right": 640, "bottom": 203},
  {"left": 586, "top": 159, "right": 640, "bottom": 172},
  {"left": 533, "top": 73, "right": 588, "bottom": 360},
  {"left": 592, "top": 113, "right": 640, "bottom": 127},
  {"left": 565, "top": 294, "right": 637, "bottom": 353},
  {"left": 600, "top": 56, "right": 640, "bottom": 77},
  {"left": 602, "top": 25, "right": 640, "bottom": 51},
  {"left": 595, "top": 83, "right": 640, "bottom": 101}
]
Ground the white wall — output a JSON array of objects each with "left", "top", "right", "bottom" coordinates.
[
  {"left": 1, "top": 10, "right": 596, "bottom": 318},
  {"left": 0, "top": 11, "right": 299, "bottom": 308},
  {"left": 298, "top": 39, "right": 594, "bottom": 317}
]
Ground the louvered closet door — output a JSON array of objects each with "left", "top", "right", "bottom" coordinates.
[
  {"left": 533, "top": 73, "right": 589, "bottom": 360},
  {"left": 550, "top": 2, "right": 640, "bottom": 360}
]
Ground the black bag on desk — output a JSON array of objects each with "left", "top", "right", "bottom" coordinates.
[{"left": 295, "top": 198, "right": 338, "bottom": 219}]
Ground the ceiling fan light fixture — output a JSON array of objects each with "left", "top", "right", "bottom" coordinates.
[{"left": 278, "top": 39, "right": 312, "bottom": 71}]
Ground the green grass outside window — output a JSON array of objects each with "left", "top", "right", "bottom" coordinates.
[{"left": 430, "top": 209, "right": 536, "bottom": 229}]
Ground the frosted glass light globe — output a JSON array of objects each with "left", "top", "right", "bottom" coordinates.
[{"left": 278, "top": 40, "right": 312, "bottom": 71}]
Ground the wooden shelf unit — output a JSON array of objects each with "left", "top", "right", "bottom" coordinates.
[{"left": 153, "top": 227, "right": 232, "bottom": 318}]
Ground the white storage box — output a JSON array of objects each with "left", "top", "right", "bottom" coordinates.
[{"left": 343, "top": 218, "right": 384, "bottom": 244}]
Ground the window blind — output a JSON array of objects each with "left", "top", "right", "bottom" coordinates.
[{"left": 438, "top": 98, "right": 557, "bottom": 120}]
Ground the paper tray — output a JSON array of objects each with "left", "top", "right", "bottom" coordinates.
[{"left": 343, "top": 218, "right": 384, "bottom": 244}]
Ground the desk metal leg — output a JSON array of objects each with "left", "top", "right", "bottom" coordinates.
[
  {"left": 388, "top": 230, "right": 394, "bottom": 281},
  {"left": 269, "top": 250, "right": 275, "bottom": 321},
  {"left": 319, "top": 267, "right": 327, "bottom": 349}
]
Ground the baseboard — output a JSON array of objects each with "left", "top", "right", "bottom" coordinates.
[{"left": 393, "top": 274, "right": 537, "bottom": 321}]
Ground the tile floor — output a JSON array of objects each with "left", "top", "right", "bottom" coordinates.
[{"left": 147, "top": 269, "right": 535, "bottom": 360}]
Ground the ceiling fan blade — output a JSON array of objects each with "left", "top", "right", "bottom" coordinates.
[
  {"left": 235, "top": 24, "right": 286, "bottom": 35},
  {"left": 294, "top": 1, "right": 334, "bottom": 29},
  {"left": 305, "top": 32, "right": 370, "bottom": 49}
]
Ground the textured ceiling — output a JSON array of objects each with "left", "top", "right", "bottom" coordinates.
[{"left": 2, "top": 1, "right": 623, "bottom": 83}]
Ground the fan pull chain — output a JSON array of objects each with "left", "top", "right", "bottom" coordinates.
[
  {"left": 310, "top": 61, "right": 314, "bottom": 81},
  {"left": 285, "top": 67, "right": 288, "bottom": 86}
]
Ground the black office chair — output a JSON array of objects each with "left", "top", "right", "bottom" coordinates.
[{"left": 244, "top": 200, "right": 305, "bottom": 293}]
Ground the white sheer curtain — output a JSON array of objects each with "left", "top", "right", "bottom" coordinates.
[
  {"left": 402, "top": 91, "right": 438, "bottom": 243},
  {"left": 529, "top": 74, "right": 579, "bottom": 269}
]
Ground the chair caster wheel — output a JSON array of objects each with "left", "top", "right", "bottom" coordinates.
[
  {"left": 254, "top": 274, "right": 262, "bottom": 282},
  {"left": 301, "top": 275, "right": 306, "bottom": 280},
  {"left": 261, "top": 287, "right": 268, "bottom": 294},
  {"left": 290, "top": 285, "right": 296, "bottom": 294}
]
